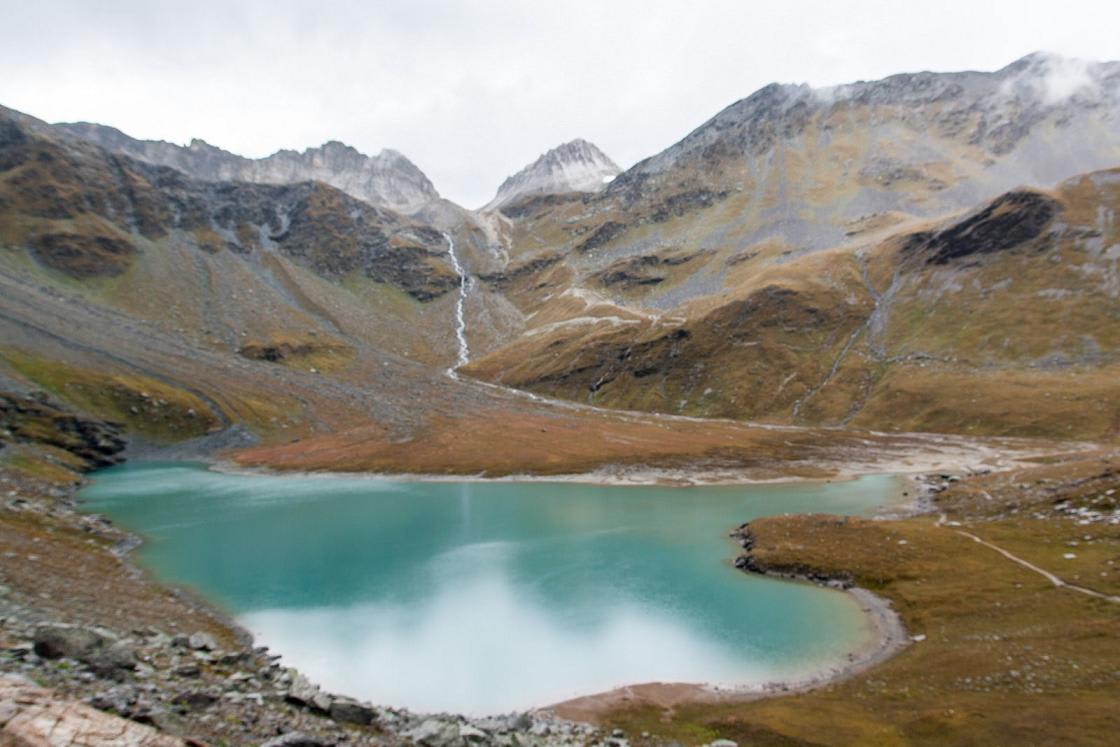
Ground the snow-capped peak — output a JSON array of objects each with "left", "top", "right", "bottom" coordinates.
[{"left": 484, "top": 139, "right": 620, "bottom": 211}]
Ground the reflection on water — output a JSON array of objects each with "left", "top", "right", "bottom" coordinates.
[{"left": 80, "top": 464, "right": 899, "bottom": 713}]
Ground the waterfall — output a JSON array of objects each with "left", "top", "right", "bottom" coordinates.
[{"left": 444, "top": 233, "right": 471, "bottom": 373}]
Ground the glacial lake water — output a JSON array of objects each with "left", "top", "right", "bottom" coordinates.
[{"left": 79, "top": 462, "right": 901, "bottom": 714}]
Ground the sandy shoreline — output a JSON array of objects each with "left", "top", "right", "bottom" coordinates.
[{"left": 204, "top": 432, "right": 1066, "bottom": 488}]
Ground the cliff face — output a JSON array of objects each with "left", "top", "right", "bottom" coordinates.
[{"left": 0, "top": 109, "right": 456, "bottom": 300}]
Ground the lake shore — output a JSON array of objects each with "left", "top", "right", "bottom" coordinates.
[
  {"left": 208, "top": 430, "right": 1061, "bottom": 490},
  {"left": 546, "top": 584, "right": 908, "bottom": 722},
  {"left": 542, "top": 566, "right": 909, "bottom": 725},
  {"left": 5, "top": 435, "right": 1116, "bottom": 745},
  {"left": 81, "top": 461, "right": 913, "bottom": 717}
]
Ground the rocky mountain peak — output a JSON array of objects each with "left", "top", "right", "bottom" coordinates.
[{"left": 484, "top": 139, "right": 620, "bottom": 211}]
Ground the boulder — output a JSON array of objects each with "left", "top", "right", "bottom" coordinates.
[
  {"left": 328, "top": 697, "right": 375, "bottom": 725},
  {"left": 459, "top": 724, "right": 489, "bottom": 742},
  {"left": 173, "top": 663, "right": 201, "bottom": 677},
  {"left": 87, "top": 639, "right": 137, "bottom": 676},
  {"left": 32, "top": 625, "right": 105, "bottom": 660},
  {"left": 187, "top": 631, "right": 217, "bottom": 651},
  {"left": 1, "top": 674, "right": 182, "bottom": 746},
  {"left": 286, "top": 672, "right": 333, "bottom": 712},
  {"left": 33, "top": 625, "right": 135, "bottom": 677},
  {"left": 405, "top": 718, "right": 460, "bottom": 747}
]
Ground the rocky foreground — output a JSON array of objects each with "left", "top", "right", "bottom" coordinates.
[{"left": 0, "top": 394, "right": 630, "bottom": 746}]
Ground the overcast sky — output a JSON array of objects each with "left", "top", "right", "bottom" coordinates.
[{"left": 1, "top": 1, "right": 1117, "bottom": 208}]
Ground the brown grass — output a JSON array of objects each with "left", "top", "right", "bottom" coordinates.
[{"left": 584, "top": 454, "right": 1120, "bottom": 746}]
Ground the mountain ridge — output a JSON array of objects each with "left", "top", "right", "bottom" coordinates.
[{"left": 51, "top": 118, "right": 441, "bottom": 214}]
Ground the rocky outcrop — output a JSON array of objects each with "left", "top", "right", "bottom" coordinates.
[
  {"left": 730, "top": 524, "right": 854, "bottom": 590},
  {"left": 26, "top": 231, "right": 136, "bottom": 279},
  {"left": 575, "top": 220, "right": 628, "bottom": 254},
  {"left": 33, "top": 625, "right": 136, "bottom": 678},
  {"left": 904, "top": 190, "right": 1061, "bottom": 264},
  {"left": 0, "top": 392, "right": 126, "bottom": 470},
  {"left": 594, "top": 251, "right": 708, "bottom": 288},
  {"left": 0, "top": 674, "right": 185, "bottom": 746},
  {"left": 477, "top": 253, "right": 563, "bottom": 288}
]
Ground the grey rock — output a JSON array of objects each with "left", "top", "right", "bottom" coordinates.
[
  {"left": 710, "top": 741, "right": 738, "bottom": 747},
  {"left": 459, "top": 724, "right": 489, "bottom": 742},
  {"left": 32, "top": 625, "right": 134, "bottom": 677},
  {"left": 286, "top": 672, "right": 332, "bottom": 712},
  {"left": 57, "top": 123, "right": 440, "bottom": 214},
  {"left": 33, "top": 625, "right": 105, "bottom": 660},
  {"left": 329, "top": 697, "right": 375, "bottom": 726},
  {"left": 86, "top": 640, "right": 137, "bottom": 677},
  {"left": 405, "top": 718, "right": 460, "bottom": 747},
  {"left": 261, "top": 733, "right": 330, "bottom": 747},
  {"left": 187, "top": 631, "right": 217, "bottom": 651},
  {"left": 218, "top": 650, "right": 249, "bottom": 665},
  {"left": 87, "top": 689, "right": 134, "bottom": 714}
]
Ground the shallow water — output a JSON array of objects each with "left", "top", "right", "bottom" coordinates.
[{"left": 79, "top": 463, "right": 901, "bottom": 714}]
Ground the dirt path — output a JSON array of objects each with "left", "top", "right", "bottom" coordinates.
[{"left": 938, "top": 514, "right": 1120, "bottom": 603}]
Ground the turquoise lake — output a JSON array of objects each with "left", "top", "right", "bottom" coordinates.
[{"left": 79, "top": 463, "right": 901, "bottom": 714}]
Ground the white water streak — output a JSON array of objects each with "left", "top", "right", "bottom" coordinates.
[{"left": 445, "top": 233, "right": 471, "bottom": 373}]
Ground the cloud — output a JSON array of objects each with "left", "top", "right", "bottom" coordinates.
[
  {"left": 1, "top": 0, "right": 1117, "bottom": 207},
  {"left": 1039, "top": 54, "right": 1099, "bottom": 104}
]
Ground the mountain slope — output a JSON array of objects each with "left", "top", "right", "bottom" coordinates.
[
  {"left": 475, "top": 53, "right": 1120, "bottom": 334},
  {"left": 605, "top": 51, "right": 1120, "bottom": 249},
  {"left": 484, "top": 139, "right": 620, "bottom": 211},
  {"left": 464, "top": 167, "right": 1120, "bottom": 440},
  {"left": 0, "top": 104, "right": 489, "bottom": 443}
]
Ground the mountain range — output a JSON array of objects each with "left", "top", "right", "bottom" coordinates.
[
  {"left": 1, "top": 51, "right": 1118, "bottom": 457},
  {"left": 3, "top": 49, "right": 1120, "bottom": 747}
]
